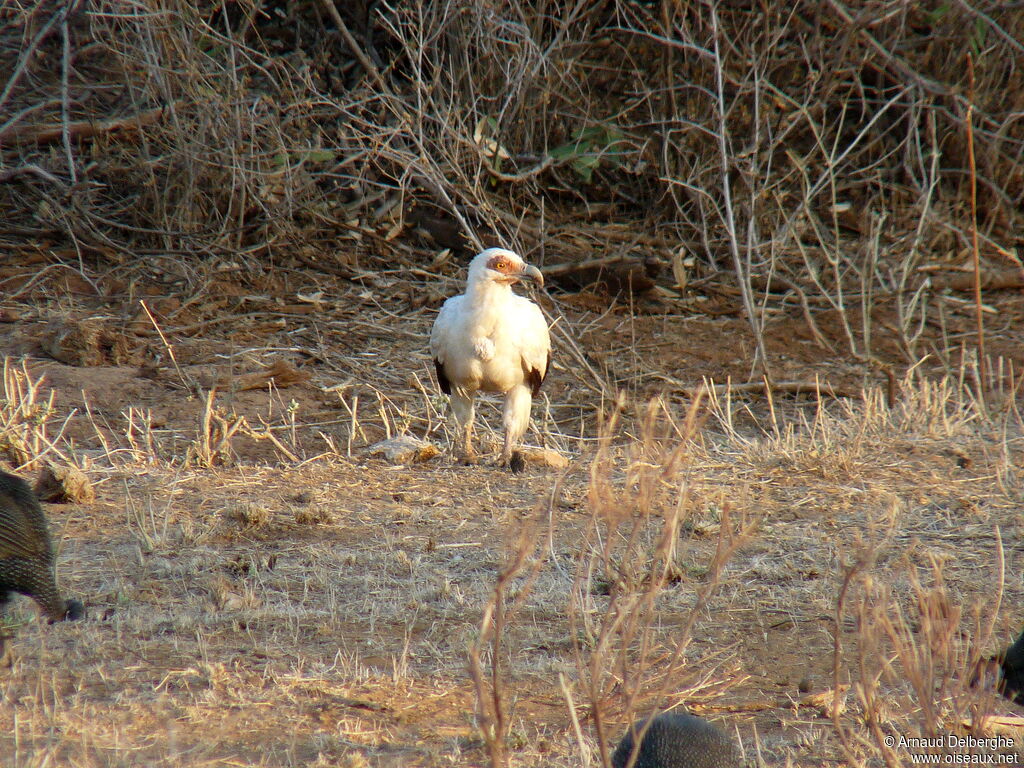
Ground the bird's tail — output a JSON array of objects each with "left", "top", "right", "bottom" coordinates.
[{"left": 503, "top": 385, "right": 533, "bottom": 449}]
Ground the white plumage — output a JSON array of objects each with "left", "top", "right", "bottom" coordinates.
[{"left": 430, "top": 247, "right": 551, "bottom": 467}]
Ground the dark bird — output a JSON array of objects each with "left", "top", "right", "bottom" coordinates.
[
  {"left": 613, "top": 712, "right": 741, "bottom": 768},
  {"left": 973, "top": 628, "right": 1024, "bottom": 705},
  {"left": 0, "top": 470, "right": 84, "bottom": 630}
]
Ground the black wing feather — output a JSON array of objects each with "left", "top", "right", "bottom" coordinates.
[
  {"left": 525, "top": 350, "right": 550, "bottom": 397},
  {"left": 434, "top": 359, "right": 451, "bottom": 395}
]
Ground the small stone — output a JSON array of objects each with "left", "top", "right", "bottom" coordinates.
[
  {"left": 35, "top": 461, "right": 95, "bottom": 504},
  {"left": 515, "top": 448, "right": 569, "bottom": 469},
  {"left": 366, "top": 436, "right": 438, "bottom": 464}
]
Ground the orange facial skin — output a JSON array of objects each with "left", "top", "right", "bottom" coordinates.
[{"left": 487, "top": 254, "right": 520, "bottom": 284}]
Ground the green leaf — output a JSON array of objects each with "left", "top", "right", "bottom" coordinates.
[
  {"left": 925, "top": 1, "right": 951, "bottom": 25},
  {"left": 270, "top": 149, "right": 338, "bottom": 168},
  {"left": 548, "top": 123, "right": 628, "bottom": 182},
  {"left": 302, "top": 149, "right": 338, "bottom": 164},
  {"left": 970, "top": 17, "right": 987, "bottom": 55},
  {"left": 570, "top": 154, "right": 600, "bottom": 182}
]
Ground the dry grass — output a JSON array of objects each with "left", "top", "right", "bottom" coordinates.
[
  {"left": 0, "top": 333, "right": 1022, "bottom": 766},
  {"left": 2, "top": 2, "right": 1024, "bottom": 766}
]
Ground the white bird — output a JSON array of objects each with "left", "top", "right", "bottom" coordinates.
[{"left": 430, "top": 247, "right": 551, "bottom": 468}]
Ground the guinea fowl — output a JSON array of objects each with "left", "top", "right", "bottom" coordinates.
[
  {"left": 430, "top": 247, "right": 550, "bottom": 469},
  {"left": 613, "top": 712, "right": 741, "bottom": 768},
  {"left": 0, "top": 469, "right": 84, "bottom": 645},
  {"left": 973, "top": 628, "right": 1024, "bottom": 705}
]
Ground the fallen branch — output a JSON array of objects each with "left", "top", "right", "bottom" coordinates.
[
  {"left": 0, "top": 164, "right": 67, "bottom": 189},
  {"left": 660, "top": 376, "right": 860, "bottom": 400},
  {"left": 245, "top": 420, "right": 301, "bottom": 464},
  {"left": 232, "top": 360, "right": 311, "bottom": 392},
  {"left": 929, "top": 268, "right": 1024, "bottom": 293},
  {"left": 542, "top": 253, "right": 652, "bottom": 278},
  {"left": 487, "top": 206, "right": 683, "bottom": 251},
  {"left": 542, "top": 253, "right": 663, "bottom": 297},
  {"left": 0, "top": 104, "right": 176, "bottom": 146},
  {"left": 483, "top": 153, "right": 555, "bottom": 183}
]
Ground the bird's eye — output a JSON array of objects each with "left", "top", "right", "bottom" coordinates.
[{"left": 494, "top": 261, "right": 507, "bottom": 270}]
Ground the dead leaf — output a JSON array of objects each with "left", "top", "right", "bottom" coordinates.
[
  {"left": 799, "top": 685, "right": 849, "bottom": 718},
  {"left": 235, "top": 360, "right": 310, "bottom": 392}
]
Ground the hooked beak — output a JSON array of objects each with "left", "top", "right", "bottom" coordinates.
[{"left": 519, "top": 263, "right": 544, "bottom": 288}]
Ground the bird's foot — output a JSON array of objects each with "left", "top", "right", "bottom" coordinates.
[
  {"left": 46, "top": 598, "right": 85, "bottom": 623},
  {"left": 494, "top": 450, "right": 525, "bottom": 473},
  {"left": 456, "top": 430, "right": 477, "bottom": 465},
  {"left": 64, "top": 599, "right": 85, "bottom": 621},
  {"left": 454, "top": 448, "right": 478, "bottom": 465},
  {"left": 509, "top": 450, "right": 526, "bottom": 474}
]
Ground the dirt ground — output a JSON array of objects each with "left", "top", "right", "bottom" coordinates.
[{"left": 1, "top": 258, "right": 1024, "bottom": 767}]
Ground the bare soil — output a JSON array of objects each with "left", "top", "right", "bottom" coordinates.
[{"left": 1, "top": 260, "right": 1024, "bottom": 767}]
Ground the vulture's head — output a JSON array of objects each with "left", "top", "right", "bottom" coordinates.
[{"left": 467, "top": 248, "right": 544, "bottom": 289}]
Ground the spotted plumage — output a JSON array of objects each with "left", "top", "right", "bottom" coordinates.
[
  {"left": 973, "top": 627, "right": 1024, "bottom": 705},
  {"left": 613, "top": 712, "right": 741, "bottom": 768},
  {"left": 0, "top": 470, "right": 84, "bottom": 624},
  {"left": 999, "top": 630, "right": 1024, "bottom": 703}
]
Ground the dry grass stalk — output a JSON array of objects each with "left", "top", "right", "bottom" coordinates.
[
  {"left": 0, "top": 357, "right": 69, "bottom": 469},
  {"left": 140, "top": 299, "right": 195, "bottom": 394},
  {"left": 187, "top": 389, "right": 246, "bottom": 468},
  {"left": 834, "top": 519, "right": 1010, "bottom": 767},
  {"left": 468, "top": 500, "right": 551, "bottom": 768},
  {"left": 567, "top": 394, "right": 754, "bottom": 766},
  {"left": 965, "top": 53, "right": 986, "bottom": 385},
  {"left": 0, "top": 347, "right": 1018, "bottom": 764},
  {"left": 122, "top": 406, "right": 159, "bottom": 465}
]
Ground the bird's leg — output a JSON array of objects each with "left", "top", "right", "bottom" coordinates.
[
  {"left": 499, "top": 385, "right": 532, "bottom": 467},
  {"left": 450, "top": 390, "right": 477, "bottom": 464}
]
